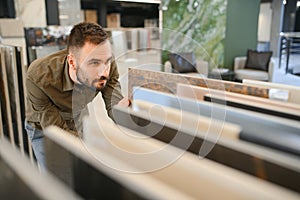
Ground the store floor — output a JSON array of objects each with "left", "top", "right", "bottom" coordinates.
[{"left": 273, "top": 54, "right": 300, "bottom": 86}]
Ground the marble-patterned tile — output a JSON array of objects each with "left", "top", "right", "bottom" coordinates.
[
  {"left": 162, "top": 0, "right": 227, "bottom": 69},
  {"left": 128, "top": 68, "right": 269, "bottom": 99},
  {"left": 14, "top": 0, "right": 47, "bottom": 27}
]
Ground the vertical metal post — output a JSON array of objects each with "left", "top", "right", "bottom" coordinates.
[{"left": 285, "top": 37, "right": 291, "bottom": 73}]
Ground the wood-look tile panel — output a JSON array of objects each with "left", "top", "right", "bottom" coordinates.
[{"left": 128, "top": 68, "right": 269, "bottom": 99}]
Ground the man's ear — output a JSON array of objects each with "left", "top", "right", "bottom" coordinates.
[{"left": 67, "top": 54, "right": 76, "bottom": 70}]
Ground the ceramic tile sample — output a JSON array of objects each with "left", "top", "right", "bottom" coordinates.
[
  {"left": 14, "top": 0, "right": 47, "bottom": 27},
  {"left": 162, "top": 0, "right": 227, "bottom": 68}
]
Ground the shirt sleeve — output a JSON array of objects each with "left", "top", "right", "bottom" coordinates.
[
  {"left": 26, "top": 78, "right": 73, "bottom": 132},
  {"left": 101, "top": 60, "right": 124, "bottom": 120}
]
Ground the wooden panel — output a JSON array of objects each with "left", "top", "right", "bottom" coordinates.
[
  {"left": 0, "top": 47, "right": 15, "bottom": 146},
  {"left": 0, "top": 99, "right": 3, "bottom": 138},
  {"left": 128, "top": 68, "right": 269, "bottom": 100},
  {"left": 84, "top": 10, "right": 98, "bottom": 23},
  {"left": 8, "top": 46, "right": 24, "bottom": 154},
  {"left": 0, "top": 45, "right": 28, "bottom": 155}
]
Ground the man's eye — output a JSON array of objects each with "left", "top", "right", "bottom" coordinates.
[{"left": 91, "top": 61, "right": 100, "bottom": 65}]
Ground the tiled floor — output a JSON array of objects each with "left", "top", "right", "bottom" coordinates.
[{"left": 272, "top": 54, "right": 300, "bottom": 86}]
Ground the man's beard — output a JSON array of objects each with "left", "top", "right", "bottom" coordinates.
[{"left": 76, "top": 66, "right": 108, "bottom": 91}]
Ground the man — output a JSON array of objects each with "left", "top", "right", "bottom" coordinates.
[{"left": 25, "top": 22, "right": 129, "bottom": 170}]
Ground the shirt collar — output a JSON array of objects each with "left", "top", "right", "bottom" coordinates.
[{"left": 63, "top": 56, "right": 74, "bottom": 91}]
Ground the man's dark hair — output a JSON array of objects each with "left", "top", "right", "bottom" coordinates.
[{"left": 67, "top": 22, "right": 109, "bottom": 53}]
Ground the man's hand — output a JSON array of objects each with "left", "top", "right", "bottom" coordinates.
[{"left": 118, "top": 97, "right": 131, "bottom": 107}]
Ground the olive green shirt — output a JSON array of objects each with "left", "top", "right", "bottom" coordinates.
[{"left": 25, "top": 49, "right": 123, "bottom": 133}]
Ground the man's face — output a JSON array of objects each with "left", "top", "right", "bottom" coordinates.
[{"left": 75, "top": 40, "right": 112, "bottom": 91}]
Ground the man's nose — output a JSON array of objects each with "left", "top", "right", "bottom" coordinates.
[{"left": 98, "top": 64, "right": 110, "bottom": 77}]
